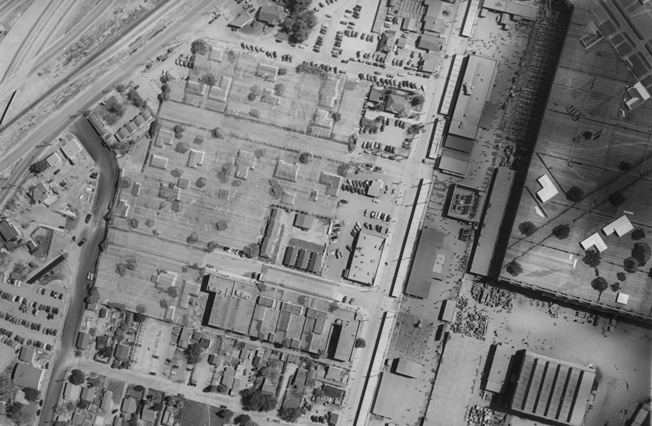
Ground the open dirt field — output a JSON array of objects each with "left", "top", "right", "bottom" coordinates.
[{"left": 500, "top": 2, "right": 652, "bottom": 318}]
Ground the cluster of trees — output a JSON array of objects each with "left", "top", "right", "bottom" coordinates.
[
  {"left": 174, "top": 125, "right": 186, "bottom": 139},
  {"left": 295, "top": 63, "right": 329, "bottom": 80},
  {"left": 583, "top": 249, "right": 601, "bottom": 268},
  {"left": 282, "top": 0, "right": 317, "bottom": 43},
  {"left": 104, "top": 96, "right": 126, "bottom": 125},
  {"left": 202, "top": 73, "right": 217, "bottom": 86},
  {"left": 518, "top": 221, "right": 536, "bottom": 236},
  {"left": 279, "top": 407, "right": 301, "bottom": 422},
  {"left": 69, "top": 369, "right": 86, "bottom": 385},
  {"left": 191, "top": 39, "right": 209, "bottom": 55},
  {"left": 566, "top": 186, "right": 584, "bottom": 202},
  {"left": 29, "top": 159, "right": 49, "bottom": 174},
  {"left": 185, "top": 343, "right": 203, "bottom": 364},
  {"left": 552, "top": 224, "right": 570, "bottom": 239},
  {"left": 609, "top": 191, "right": 626, "bottom": 207},
  {"left": 159, "top": 84, "right": 171, "bottom": 103},
  {"left": 243, "top": 242, "right": 260, "bottom": 259},
  {"left": 148, "top": 120, "right": 161, "bottom": 138},
  {"left": 127, "top": 88, "right": 146, "bottom": 109},
  {"left": 505, "top": 260, "right": 523, "bottom": 277},
  {"left": 239, "top": 388, "right": 278, "bottom": 412}
]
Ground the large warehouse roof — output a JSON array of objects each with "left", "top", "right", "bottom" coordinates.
[
  {"left": 449, "top": 55, "right": 497, "bottom": 140},
  {"left": 470, "top": 168, "right": 515, "bottom": 277},
  {"left": 405, "top": 229, "right": 446, "bottom": 299},
  {"left": 438, "top": 149, "right": 470, "bottom": 177},
  {"left": 372, "top": 372, "right": 413, "bottom": 419},
  {"left": 510, "top": 350, "right": 596, "bottom": 426}
]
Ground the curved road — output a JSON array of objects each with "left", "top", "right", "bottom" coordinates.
[{"left": 39, "top": 118, "right": 119, "bottom": 426}]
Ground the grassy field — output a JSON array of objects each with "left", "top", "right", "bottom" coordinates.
[
  {"left": 180, "top": 399, "right": 224, "bottom": 426},
  {"left": 500, "top": 5, "right": 652, "bottom": 318}
]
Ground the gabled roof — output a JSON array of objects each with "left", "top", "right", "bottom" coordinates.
[
  {"left": 384, "top": 93, "right": 411, "bottom": 114},
  {"left": 257, "top": 6, "right": 282, "bottom": 26}
]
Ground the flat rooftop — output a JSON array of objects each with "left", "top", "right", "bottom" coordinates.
[
  {"left": 346, "top": 231, "right": 385, "bottom": 286},
  {"left": 448, "top": 55, "right": 498, "bottom": 140},
  {"left": 405, "top": 229, "right": 446, "bottom": 299}
]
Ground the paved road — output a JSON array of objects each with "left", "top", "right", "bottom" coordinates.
[{"left": 39, "top": 119, "right": 120, "bottom": 426}]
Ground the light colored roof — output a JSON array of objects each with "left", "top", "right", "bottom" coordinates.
[
  {"left": 536, "top": 174, "right": 558, "bottom": 203},
  {"left": 372, "top": 373, "right": 412, "bottom": 418},
  {"left": 150, "top": 154, "right": 169, "bottom": 170},
  {"left": 485, "top": 345, "right": 512, "bottom": 393},
  {"left": 438, "top": 149, "right": 469, "bottom": 176},
  {"left": 60, "top": 134, "right": 83, "bottom": 160},
  {"left": 602, "top": 215, "right": 633, "bottom": 237},
  {"left": 395, "top": 358, "right": 421, "bottom": 378},
  {"left": 580, "top": 233, "right": 607, "bottom": 252},
  {"left": 229, "top": 12, "right": 253, "bottom": 28},
  {"left": 64, "top": 383, "right": 81, "bottom": 401},
  {"left": 46, "top": 152, "right": 62, "bottom": 167},
  {"left": 187, "top": 150, "right": 204, "bottom": 168},
  {"left": 346, "top": 231, "right": 385, "bottom": 285},
  {"left": 449, "top": 55, "right": 497, "bottom": 140},
  {"left": 616, "top": 293, "right": 630, "bottom": 304}
]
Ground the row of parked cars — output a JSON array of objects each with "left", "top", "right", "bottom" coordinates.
[
  {"left": 364, "top": 210, "right": 392, "bottom": 222},
  {"left": 0, "top": 326, "right": 53, "bottom": 352},
  {"left": 36, "top": 286, "right": 64, "bottom": 300}
]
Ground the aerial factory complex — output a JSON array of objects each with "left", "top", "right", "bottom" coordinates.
[{"left": 0, "top": 0, "right": 650, "bottom": 426}]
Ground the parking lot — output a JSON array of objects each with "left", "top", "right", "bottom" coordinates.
[{"left": 0, "top": 278, "right": 67, "bottom": 361}]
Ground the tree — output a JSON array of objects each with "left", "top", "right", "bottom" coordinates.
[
  {"left": 148, "top": 120, "right": 161, "bottom": 138},
  {"left": 216, "top": 384, "right": 228, "bottom": 393},
  {"left": 354, "top": 338, "right": 366, "bottom": 348},
  {"left": 632, "top": 228, "right": 646, "bottom": 241},
  {"left": 551, "top": 224, "right": 570, "bottom": 239},
  {"left": 191, "top": 39, "right": 209, "bottom": 55},
  {"left": 151, "top": 402, "right": 164, "bottom": 411},
  {"left": 618, "top": 161, "right": 632, "bottom": 172},
  {"left": 284, "top": 10, "right": 318, "bottom": 43},
  {"left": 583, "top": 249, "right": 601, "bottom": 268},
  {"left": 609, "top": 191, "right": 626, "bottom": 207},
  {"left": 202, "top": 73, "right": 217, "bottom": 86},
  {"left": 243, "top": 243, "right": 260, "bottom": 259},
  {"left": 274, "top": 83, "right": 286, "bottom": 96},
  {"left": 328, "top": 301, "right": 339, "bottom": 312},
  {"left": 239, "top": 388, "right": 278, "bottom": 412},
  {"left": 235, "top": 414, "right": 251, "bottom": 425},
  {"left": 127, "top": 88, "right": 146, "bottom": 108},
  {"left": 212, "top": 127, "right": 225, "bottom": 139},
  {"left": 133, "top": 312, "right": 146, "bottom": 323},
  {"left": 410, "top": 95, "right": 425, "bottom": 107},
  {"left": 133, "top": 385, "right": 145, "bottom": 392},
  {"left": 505, "top": 260, "right": 523, "bottom": 276},
  {"left": 299, "top": 152, "right": 311, "bottom": 164},
  {"left": 185, "top": 343, "right": 203, "bottom": 364},
  {"left": 278, "top": 68, "right": 287, "bottom": 76},
  {"left": 23, "top": 388, "right": 40, "bottom": 402},
  {"left": 77, "top": 400, "right": 90, "bottom": 410},
  {"left": 624, "top": 257, "right": 639, "bottom": 273},
  {"left": 175, "top": 142, "right": 190, "bottom": 153},
  {"left": 174, "top": 124, "right": 185, "bottom": 139},
  {"left": 332, "top": 112, "right": 341, "bottom": 122},
  {"left": 617, "top": 272, "right": 626, "bottom": 282},
  {"left": 632, "top": 242, "right": 651, "bottom": 266},
  {"left": 29, "top": 159, "right": 49, "bottom": 174},
  {"left": 279, "top": 407, "right": 301, "bottom": 422},
  {"left": 248, "top": 92, "right": 257, "bottom": 101},
  {"left": 167, "top": 287, "right": 179, "bottom": 298},
  {"left": 217, "top": 409, "right": 234, "bottom": 423},
  {"left": 312, "top": 387, "right": 324, "bottom": 398},
  {"left": 591, "top": 277, "right": 608, "bottom": 301},
  {"left": 566, "top": 186, "right": 584, "bottom": 202},
  {"left": 518, "top": 221, "right": 536, "bottom": 236},
  {"left": 97, "top": 346, "right": 113, "bottom": 358},
  {"left": 610, "top": 282, "right": 621, "bottom": 292},
  {"left": 85, "top": 287, "right": 100, "bottom": 304}
]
